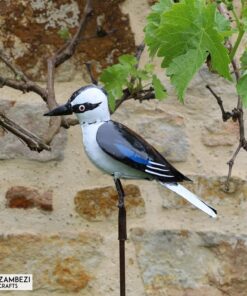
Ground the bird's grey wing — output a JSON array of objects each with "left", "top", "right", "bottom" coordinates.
[{"left": 96, "top": 120, "right": 190, "bottom": 183}]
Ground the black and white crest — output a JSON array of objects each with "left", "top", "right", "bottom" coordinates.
[{"left": 69, "top": 85, "right": 108, "bottom": 103}]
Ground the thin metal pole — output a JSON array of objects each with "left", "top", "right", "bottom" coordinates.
[{"left": 114, "top": 178, "right": 127, "bottom": 296}]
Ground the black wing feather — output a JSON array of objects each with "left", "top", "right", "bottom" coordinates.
[{"left": 96, "top": 121, "right": 190, "bottom": 183}]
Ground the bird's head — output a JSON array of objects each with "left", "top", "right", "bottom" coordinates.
[{"left": 44, "top": 85, "right": 110, "bottom": 124}]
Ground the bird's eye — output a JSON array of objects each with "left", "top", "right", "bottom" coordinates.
[{"left": 78, "top": 104, "right": 85, "bottom": 112}]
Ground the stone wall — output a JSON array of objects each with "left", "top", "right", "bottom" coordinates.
[
  {"left": 1, "top": 1, "right": 247, "bottom": 295},
  {"left": 0, "top": 0, "right": 135, "bottom": 81}
]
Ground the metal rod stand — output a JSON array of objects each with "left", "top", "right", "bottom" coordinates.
[{"left": 114, "top": 178, "right": 127, "bottom": 296}]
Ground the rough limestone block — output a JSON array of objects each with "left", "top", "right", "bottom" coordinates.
[
  {"left": 0, "top": 232, "right": 103, "bottom": 293},
  {"left": 137, "top": 116, "right": 189, "bottom": 162},
  {"left": 131, "top": 228, "right": 247, "bottom": 296},
  {"left": 74, "top": 184, "right": 145, "bottom": 221},
  {"left": 5, "top": 186, "right": 53, "bottom": 211},
  {"left": 160, "top": 176, "right": 247, "bottom": 209},
  {"left": 202, "top": 119, "right": 239, "bottom": 147},
  {"left": 0, "top": 101, "right": 67, "bottom": 161}
]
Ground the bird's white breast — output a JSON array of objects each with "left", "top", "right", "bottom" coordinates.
[{"left": 81, "top": 122, "right": 148, "bottom": 179}]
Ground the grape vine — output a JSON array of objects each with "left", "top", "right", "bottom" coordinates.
[{"left": 100, "top": 0, "right": 247, "bottom": 188}]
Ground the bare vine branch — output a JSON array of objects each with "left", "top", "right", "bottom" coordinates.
[
  {"left": 0, "top": 50, "right": 48, "bottom": 101},
  {"left": 53, "top": 0, "right": 93, "bottom": 68},
  {"left": 0, "top": 113, "right": 50, "bottom": 152},
  {"left": 114, "top": 88, "right": 155, "bottom": 112},
  {"left": 0, "top": 50, "right": 29, "bottom": 82},
  {"left": 226, "top": 143, "right": 241, "bottom": 188},
  {"left": 207, "top": 80, "right": 247, "bottom": 190},
  {"left": 135, "top": 42, "right": 145, "bottom": 68},
  {"left": 85, "top": 62, "right": 98, "bottom": 85},
  {"left": 0, "top": 77, "right": 47, "bottom": 101},
  {"left": 204, "top": 3, "right": 247, "bottom": 190},
  {"left": 0, "top": 0, "right": 93, "bottom": 148},
  {"left": 44, "top": 0, "right": 93, "bottom": 143},
  {"left": 205, "top": 85, "right": 232, "bottom": 121}
]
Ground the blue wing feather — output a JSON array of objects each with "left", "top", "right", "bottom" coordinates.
[
  {"left": 96, "top": 120, "right": 190, "bottom": 182},
  {"left": 115, "top": 143, "right": 149, "bottom": 165}
]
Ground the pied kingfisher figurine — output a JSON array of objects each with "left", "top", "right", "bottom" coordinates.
[{"left": 44, "top": 84, "right": 217, "bottom": 218}]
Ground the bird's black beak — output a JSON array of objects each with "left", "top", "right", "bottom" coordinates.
[{"left": 44, "top": 103, "right": 73, "bottom": 116}]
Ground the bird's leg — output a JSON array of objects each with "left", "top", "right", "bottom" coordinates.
[
  {"left": 114, "top": 176, "right": 127, "bottom": 296},
  {"left": 114, "top": 177, "right": 127, "bottom": 240}
]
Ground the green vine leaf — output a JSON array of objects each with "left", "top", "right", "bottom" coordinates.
[
  {"left": 237, "top": 74, "right": 247, "bottom": 107},
  {"left": 58, "top": 27, "right": 71, "bottom": 41},
  {"left": 100, "top": 54, "right": 139, "bottom": 110},
  {"left": 167, "top": 49, "right": 207, "bottom": 101},
  {"left": 145, "top": 0, "right": 173, "bottom": 57},
  {"left": 145, "top": 0, "right": 231, "bottom": 101},
  {"left": 152, "top": 74, "right": 167, "bottom": 100},
  {"left": 118, "top": 55, "right": 137, "bottom": 67},
  {"left": 144, "top": 63, "right": 155, "bottom": 73},
  {"left": 240, "top": 49, "right": 247, "bottom": 71},
  {"left": 100, "top": 53, "right": 166, "bottom": 111},
  {"left": 215, "top": 11, "right": 232, "bottom": 38},
  {"left": 242, "top": 7, "right": 247, "bottom": 30}
]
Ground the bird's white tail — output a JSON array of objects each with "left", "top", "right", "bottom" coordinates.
[{"left": 160, "top": 182, "right": 217, "bottom": 218}]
